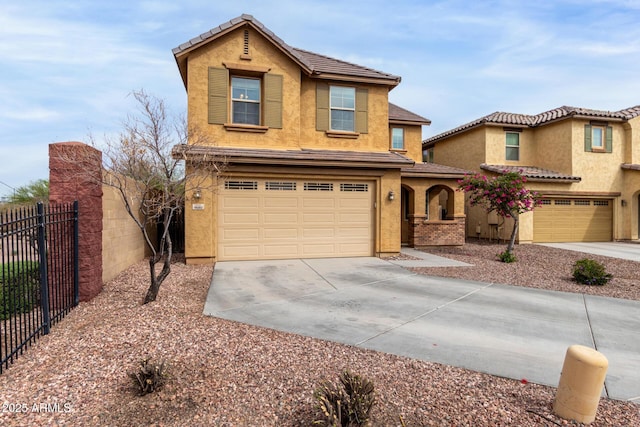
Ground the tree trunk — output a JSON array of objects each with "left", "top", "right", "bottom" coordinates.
[
  {"left": 507, "top": 217, "right": 519, "bottom": 253},
  {"left": 143, "top": 214, "right": 174, "bottom": 304}
]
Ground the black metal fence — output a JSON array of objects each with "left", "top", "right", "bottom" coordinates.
[{"left": 0, "top": 201, "right": 78, "bottom": 373}]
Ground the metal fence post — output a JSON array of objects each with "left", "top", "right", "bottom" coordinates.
[
  {"left": 73, "top": 200, "right": 79, "bottom": 306},
  {"left": 36, "top": 202, "right": 50, "bottom": 335}
]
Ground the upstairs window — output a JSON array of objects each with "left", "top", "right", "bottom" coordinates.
[
  {"left": 207, "top": 67, "right": 282, "bottom": 130},
  {"left": 330, "top": 86, "right": 355, "bottom": 131},
  {"left": 505, "top": 132, "right": 520, "bottom": 161},
  {"left": 391, "top": 128, "right": 404, "bottom": 150},
  {"left": 584, "top": 124, "right": 612, "bottom": 153},
  {"left": 231, "top": 77, "right": 260, "bottom": 125}
]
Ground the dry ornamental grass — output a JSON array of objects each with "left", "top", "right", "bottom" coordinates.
[{"left": 0, "top": 243, "right": 638, "bottom": 426}]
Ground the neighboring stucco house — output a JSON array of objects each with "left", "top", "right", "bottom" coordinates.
[
  {"left": 423, "top": 105, "right": 640, "bottom": 243},
  {"left": 172, "top": 14, "right": 468, "bottom": 263}
]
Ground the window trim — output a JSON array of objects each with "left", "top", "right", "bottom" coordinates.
[
  {"left": 390, "top": 127, "right": 405, "bottom": 151},
  {"left": 231, "top": 76, "right": 261, "bottom": 126},
  {"left": 329, "top": 85, "right": 356, "bottom": 132},
  {"left": 590, "top": 125, "right": 606, "bottom": 152},
  {"left": 505, "top": 132, "right": 520, "bottom": 161}
]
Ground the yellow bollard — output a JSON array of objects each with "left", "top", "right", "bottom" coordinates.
[{"left": 553, "top": 345, "right": 608, "bottom": 424}]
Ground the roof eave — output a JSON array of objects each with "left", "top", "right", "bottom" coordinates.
[
  {"left": 310, "top": 73, "right": 401, "bottom": 87},
  {"left": 390, "top": 119, "right": 432, "bottom": 126}
]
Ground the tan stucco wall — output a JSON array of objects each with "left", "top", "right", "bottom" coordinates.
[
  {"left": 432, "top": 126, "right": 486, "bottom": 171},
  {"left": 433, "top": 119, "right": 635, "bottom": 242},
  {"left": 401, "top": 125, "right": 425, "bottom": 162},
  {"left": 102, "top": 183, "right": 149, "bottom": 282},
  {"left": 186, "top": 27, "right": 302, "bottom": 149},
  {"left": 186, "top": 26, "right": 393, "bottom": 153}
]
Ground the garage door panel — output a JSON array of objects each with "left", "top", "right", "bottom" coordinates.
[
  {"left": 534, "top": 199, "right": 612, "bottom": 243},
  {"left": 303, "top": 212, "right": 336, "bottom": 223},
  {"left": 222, "top": 196, "right": 259, "bottom": 208},
  {"left": 264, "top": 198, "right": 299, "bottom": 208},
  {"left": 303, "top": 198, "right": 336, "bottom": 208},
  {"left": 218, "top": 178, "right": 374, "bottom": 260},
  {"left": 221, "top": 213, "right": 259, "bottom": 224},
  {"left": 263, "top": 244, "right": 300, "bottom": 257},
  {"left": 264, "top": 213, "right": 298, "bottom": 224},
  {"left": 221, "top": 228, "right": 260, "bottom": 240},
  {"left": 263, "top": 228, "right": 298, "bottom": 239},
  {"left": 302, "top": 228, "right": 335, "bottom": 238}
]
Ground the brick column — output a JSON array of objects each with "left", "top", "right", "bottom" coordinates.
[{"left": 49, "top": 142, "right": 103, "bottom": 301}]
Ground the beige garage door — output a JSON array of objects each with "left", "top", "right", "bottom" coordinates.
[
  {"left": 218, "top": 178, "right": 374, "bottom": 260},
  {"left": 533, "top": 198, "right": 612, "bottom": 243}
]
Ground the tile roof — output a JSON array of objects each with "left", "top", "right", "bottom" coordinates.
[
  {"left": 621, "top": 163, "right": 640, "bottom": 171},
  {"left": 480, "top": 164, "right": 581, "bottom": 182},
  {"left": 401, "top": 162, "right": 470, "bottom": 178},
  {"left": 424, "top": 104, "right": 640, "bottom": 145},
  {"left": 389, "top": 103, "right": 431, "bottom": 125},
  {"left": 173, "top": 14, "right": 400, "bottom": 87},
  {"left": 172, "top": 145, "right": 414, "bottom": 168}
]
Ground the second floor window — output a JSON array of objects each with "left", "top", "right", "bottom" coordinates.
[
  {"left": 391, "top": 128, "right": 404, "bottom": 150},
  {"left": 591, "top": 125, "right": 605, "bottom": 150},
  {"left": 231, "top": 77, "right": 260, "bottom": 125},
  {"left": 506, "top": 132, "right": 520, "bottom": 161},
  {"left": 330, "top": 86, "right": 355, "bottom": 131}
]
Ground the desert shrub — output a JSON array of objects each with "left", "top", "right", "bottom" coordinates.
[
  {"left": 497, "top": 250, "right": 517, "bottom": 263},
  {"left": 572, "top": 258, "right": 612, "bottom": 286},
  {"left": 314, "top": 370, "right": 375, "bottom": 427},
  {"left": 0, "top": 262, "right": 40, "bottom": 320},
  {"left": 130, "top": 358, "right": 166, "bottom": 396}
]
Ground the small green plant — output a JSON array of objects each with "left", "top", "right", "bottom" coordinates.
[
  {"left": 313, "top": 370, "right": 375, "bottom": 427},
  {"left": 130, "top": 359, "right": 166, "bottom": 396},
  {"left": 497, "top": 250, "right": 517, "bottom": 263},
  {"left": 0, "top": 262, "right": 40, "bottom": 320},
  {"left": 572, "top": 258, "right": 612, "bottom": 286}
]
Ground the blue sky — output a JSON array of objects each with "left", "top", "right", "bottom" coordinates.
[{"left": 2, "top": 0, "right": 640, "bottom": 198}]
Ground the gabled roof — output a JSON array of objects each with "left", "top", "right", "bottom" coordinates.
[
  {"left": 424, "top": 104, "right": 640, "bottom": 146},
  {"left": 389, "top": 103, "right": 431, "bottom": 126},
  {"left": 480, "top": 164, "right": 581, "bottom": 183},
  {"left": 173, "top": 14, "right": 401, "bottom": 88}
]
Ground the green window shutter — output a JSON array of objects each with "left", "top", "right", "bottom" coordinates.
[
  {"left": 264, "top": 73, "right": 283, "bottom": 129},
  {"left": 208, "top": 67, "right": 228, "bottom": 125},
  {"left": 605, "top": 126, "right": 613, "bottom": 153},
  {"left": 584, "top": 124, "right": 592, "bottom": 152},
  {"left": 355, "top": 88, "right": 368, "bottom": 134},
  {"left": 316, "top": 83, "right": 329, "bottom": 131}
]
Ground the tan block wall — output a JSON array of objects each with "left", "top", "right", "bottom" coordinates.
[
  {"left": 101, "top": 183, "right": 149, "bottom": 282},
  {"left": 533, "top": 121, "right": 573, "bottom": 175}
]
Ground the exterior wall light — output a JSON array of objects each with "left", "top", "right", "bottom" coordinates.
[
  {"left": 388, "top": 190, "right": 395, "bottom": 201},
  {"left": 193, "top": 188, "right": 202, "bottom": 200},
  {"left": 621, "top": 199, "right": 627, "bottom": 207}
]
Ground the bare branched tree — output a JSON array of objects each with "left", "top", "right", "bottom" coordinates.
[{"left": 55, "top": 90, "right": 224, "bottom": 303}]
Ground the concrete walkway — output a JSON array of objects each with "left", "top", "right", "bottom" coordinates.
[
  {"left": 538, "top": 242, "right": 640, "bottom": 262},
  {"left": 204, "top": 255, "right": 640, "bottom": 403}
]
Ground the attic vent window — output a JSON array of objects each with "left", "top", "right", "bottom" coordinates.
[{"left": 241, "top": 29, "right": 251, "bottom": 60}]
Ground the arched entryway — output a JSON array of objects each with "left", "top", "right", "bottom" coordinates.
[{"left": 401, "top": 185, "right": 414, "bottom": 245}]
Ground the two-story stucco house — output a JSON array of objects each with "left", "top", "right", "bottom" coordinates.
[
  {"left": 423, "top": 105, "right": 640, "bottom": 243},
  {"left": 172, "top": 14, "right": 469, "bottom": 263}
]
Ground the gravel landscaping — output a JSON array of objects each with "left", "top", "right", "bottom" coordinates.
[{"left": 0, "top": 243, "right": 638, "bottom": 426}]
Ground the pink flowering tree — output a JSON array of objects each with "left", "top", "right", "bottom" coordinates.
[{"left": 458, "top": 171, "right": 540, "bottom": 259}]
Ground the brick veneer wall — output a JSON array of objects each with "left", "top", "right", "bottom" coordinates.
[
  {"left": 49, "top": 142, "right": 103, "bottom": 301},
  {"left": 408, "top": 215, "right": 465, "bottom": 247}
]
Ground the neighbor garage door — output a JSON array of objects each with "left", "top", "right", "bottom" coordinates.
[
  {"left": 533, "top": 198, "right": 612, "bottom": 242},
  {"left": 218, "top": 178, "right": 374, "bottom": 260}
]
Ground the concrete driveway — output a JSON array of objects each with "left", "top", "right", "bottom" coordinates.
[
  {"left": 204, "top": 254, "right": 640, "bottom": 403},
  {"left": 538, "top": 242, "right": 640, "bottom": 261}
]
